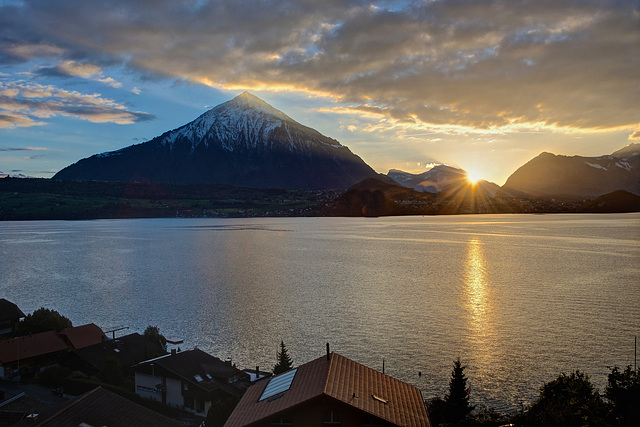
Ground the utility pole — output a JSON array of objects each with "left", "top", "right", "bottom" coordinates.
[{"left": 16, "top": 338, "right": 20, "bottom": 386}]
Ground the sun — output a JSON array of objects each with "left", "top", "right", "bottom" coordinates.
[{"left": 466, "top": 170, "right": 482, "bottom": 185}]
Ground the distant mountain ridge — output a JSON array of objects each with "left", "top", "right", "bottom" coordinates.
[
  {"left": 387, "top": 165, "right": 466, "bottom": 193},
  {"left": 387, "top": 164, "right": 500, "bottom": 197},
  {"left": 500, "top": 144, "right": 640, "bottom": 198},
  {"left": 54, "top": 92, "right": 381, "bottom": 190},
  {"left": 0, "top": 171, "right": 28, "bottom": 178}
]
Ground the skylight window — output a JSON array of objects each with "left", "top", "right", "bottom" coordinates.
[
  {"left": 259, "top": 369, "right": 297, "bottom": 401},
  {"left": 194, "top": 374, "right": 203, "bottom": 382}
]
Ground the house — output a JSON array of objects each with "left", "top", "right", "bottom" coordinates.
[
  {"left": 58, "top": 323, "right": 108, "bottom": 350},
  {"left": 134, "top": 348, "right": 252, "bottom": 415},
  {"left": 0, "top": 331, "right": 68, "bottom": 378},
  {"left": 13, "top": 386, "right": 183, "bottom": 427},
  {"left": 224, "top": 351, "right": 431, "bottom": 427},
  {"left": 0, "top": 299, "right": 25, "bottom": 337},
  {"left": 66, "top": 332, "right": 167, "bottom": 377},
  {"left": 0, "top": 324, "right": 109, "bottom": 379}
]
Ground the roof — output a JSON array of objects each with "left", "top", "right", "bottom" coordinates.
[
  {"left": 72, "top": 332, "right": 166, "bottom": 371},
  {"left": 225, "top": 352, "right": 430, "bottom": 427},
  {"left": 59, "top": 323, "right": 107, "bottom": 350},
  {"left": 28, "top": 386, "right": 182, "bottom": 427},
  {"left": 0, "top": 331, "right": 68, "bottom": 364},
  {"left": 136, "top": 348, "right": 250, "bottom": 394},
  {"left": 0, "top": 299, "right": 25, "bottom": 322}
]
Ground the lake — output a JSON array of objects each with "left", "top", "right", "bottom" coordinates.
[{"left": 1, "top": 213, "right": 638, "bottom": 412}]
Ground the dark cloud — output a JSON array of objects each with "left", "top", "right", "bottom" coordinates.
[{"left": 1, "top": 0, "right": 638, "bottom": 131}]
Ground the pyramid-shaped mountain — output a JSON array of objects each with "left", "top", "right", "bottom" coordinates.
[{"left": 53, "top": 92, "right": 380, "bottom": 190}]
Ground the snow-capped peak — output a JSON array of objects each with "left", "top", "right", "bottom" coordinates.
[{"left": 158, "top": 92, "right": 343, "bottom": 155}]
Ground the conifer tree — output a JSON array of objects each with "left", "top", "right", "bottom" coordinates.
[
  {"left": 445, "top": 357, "right": 474, "bottom": 422},
  {"left": 273, "top": 341, "right": 293, "bottom": 375}
]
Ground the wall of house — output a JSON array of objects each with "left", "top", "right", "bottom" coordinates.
[
  {"left": 165, "top": 377, "right": 183, "bottom": 408},
  {"left": 134, "top": 372, "right": 163, "bottom": 402},
  {"left": 254, "top": 398, "right": 388, "bottom": 427}
]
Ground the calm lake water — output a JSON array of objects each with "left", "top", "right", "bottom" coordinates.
[{"left": 1, "top": 214, "right": 638, "bottom": 412}]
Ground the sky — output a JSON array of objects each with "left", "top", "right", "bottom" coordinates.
[{"left": 0, "top": 0, "right": 638, "bottom": 185}]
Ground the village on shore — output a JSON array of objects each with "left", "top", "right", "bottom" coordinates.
[{"left": 1, "top": 299, "right": 638, "bottom": 427}]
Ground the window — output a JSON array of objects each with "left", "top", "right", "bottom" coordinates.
[
  {"left": 259, "top": 368, "right": 297, "bottom": 401},
  {"left": 323, "top": 410, "right": 341, "bottom": 424}
]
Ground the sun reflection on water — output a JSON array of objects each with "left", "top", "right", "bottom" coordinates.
[{"left": 463, "top": 238, "right": 500, "bottom": 369}]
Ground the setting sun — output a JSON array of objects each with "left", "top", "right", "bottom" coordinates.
[{"left": 466, "top": 170, "right": 482, "bottom": 185}]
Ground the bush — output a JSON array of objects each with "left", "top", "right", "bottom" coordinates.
[{"left": 38, "top": 366, "right": 71, "bottom": 388}]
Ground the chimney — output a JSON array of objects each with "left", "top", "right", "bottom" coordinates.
[
  {"left": 326, "top": 343, "right": 330, "bottom": 361},
  {"left": 256, "top": 366, "right": 260, "bottom": 380}
]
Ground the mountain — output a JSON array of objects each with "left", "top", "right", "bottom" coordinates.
[
  {"left": 612, "top": 142, "right": 640, "bottom": 159},
  {"left": 0, "top": 171, "right": 28, "bottom": 178},
  {"left": 387, "top": 164, "right": 500, "bottom": 197},
  {"left": 500, "top": 146, "right": 640, "bottom": 198},
  {"left": 53, "top": 92, "right": 381, "bottom": 190},
  {"left": 387, "top": 165, "right": 468, "bottom": 193}
]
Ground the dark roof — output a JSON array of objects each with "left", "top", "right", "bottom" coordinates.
[
  {"left": 28, "top": 386, "right": 182, "bottom": 427},
  {"left": 72, "top": 332, "right": 166, "bottom": 372},
  {"left": 0, "top": 332, "right": 68, "bottom": 364},
  {"left": 0, "top": 299, "right": 25, "bottom": 322},
  {"left": 136, "top": 348, "right": 250, "bottom": 394},
  {"left": 0, "top": 324, "right": 108, "bottom": 364},
  {"left": 58, "top": 323, "right": 107, "bottom": 350},
  {"left": 225, "top": 352, "right": 430, "bottom": 427}
]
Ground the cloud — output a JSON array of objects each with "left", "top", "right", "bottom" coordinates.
[
  {"left": 0, "top": 80, "right": 154, "bottom": 128},
  {"left": 1, "top": 0, "right": 638, "bottom": 132},
  {"left": 33, "top": 60, "right": 123, "bottom": 88},
  {"left": 0, "top": 146, "right": 47, "bottom": 151},
  {"left": 629, "top": 130, "right": 640, "bottom": 140}
]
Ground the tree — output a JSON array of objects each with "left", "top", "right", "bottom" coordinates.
[
  {"left": 444, "top": 358, "right": 475, "bottom": 423},
  {"left": 273, "top": 341, "right": 293, "bottom": 375},
  {"left": 143, "top": 325, "right": 167, "bottom": 352},
  {"left": 523, "top": 370, "right": 607, "bottom": 427},
  {"left": 16, "top": 307, "right": 72, "bottom": 335},
  {"left": 605, "top": 365, "right": 640, "bottom": 426}
]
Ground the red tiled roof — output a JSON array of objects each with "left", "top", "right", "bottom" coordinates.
[
  {"left": 224, "top": 352, "right": 430, "bottom": 427},
  {"left": 326, "top": 353, "right": 430, "bottom": 427},
  {"left": 59, "top": 323, "right": 107, "bottom": 349},
  {"left": 0, "top": 331, "right": 68, "bottom": 363}
]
